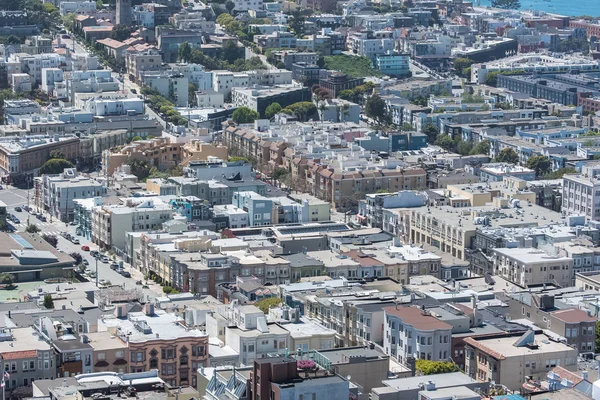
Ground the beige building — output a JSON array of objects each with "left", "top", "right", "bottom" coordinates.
[
  {"left": 86, "top": 331, "right": 129, "bottom": 374},
  {"left": 492, "top": 247, "right": 573, "bottom": 287},
  {"left": 102, "top": 137, "right": 184, "bottom": 176},
  {"left": 464, "top": 331, "right": 578, "bottom": 391},
  {"left": 125, "top": 47, "right": 163, "bottom": 82},
  {"left": 181, "top": 141, "right": 228, "bottom": 166}
]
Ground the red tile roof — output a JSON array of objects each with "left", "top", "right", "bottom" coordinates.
[
  {"left": 551, "top": 308, "right": 596, "bottom": 323},
  {"left": 463, "top": 337, "right": 507, "bottom": 361},
  {"left": 384, "top": 306, "right": 453, "bottom": 331},
  {"left": 551, "top": 366, "right": 585, "bottom": 385},
  {"left": 1, "top": 350, "right": 37, "bottom": 360}
]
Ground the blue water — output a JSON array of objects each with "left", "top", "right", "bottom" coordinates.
[{"left": 477, "top": 0, "right": 600, "bottom": 17}]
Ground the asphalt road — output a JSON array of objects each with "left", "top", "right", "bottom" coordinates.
[{"left": 0, "top": 189, "right": 161, "bottom": 299}]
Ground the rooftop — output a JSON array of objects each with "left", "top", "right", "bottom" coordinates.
[
  {"left": 464, "top": 332, "right": 576, "bottom": 360},
  {"left": 384, "top": 306, "right": 453, "bottom": 331}
]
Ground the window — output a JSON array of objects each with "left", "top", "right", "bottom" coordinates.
[{"left": 97, "top": 353, "right": 106, "bottom": 361}]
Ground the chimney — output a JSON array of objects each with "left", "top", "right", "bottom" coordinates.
[{"left": 582, "top": 371, "right": 589, "bottom": 381}]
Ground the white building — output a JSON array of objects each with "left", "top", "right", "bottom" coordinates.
[
  {"left": 83, "top": 97, "right": 144, "bottom": 116},
  {"left": 59, "top": 1, "right": 96, "bottom": 15},
  {"left": 36, "top": 168, "right": 106, "bottom": 222},
  {"left": 171, "top": 63, "right": 213, "bottom": 90},
  {"left": 92, "top": 197, "right": 174, "bottom": 251},
  {"left": 11, "top": 73, "right": 31, "bottom": 93},
  {"left": 213, "top": 204, "right": 248, "bottom": 229},
  {"left": 206, "top": 302, "right": 290, "bottom": 365},
  {"left": 347, "top": 32, "right": 395, "bottom": 60},
  {"left": 67, "top": 70, "right": 120, "bottom": 102},
  {"left": 383, "top": 305, "right": 453, "bottom": 364},
  {"left": 212, "top": 69, "right": 292, "bottom": 97},
  {"left": 562, "top": 165, "right": 600, "bottom": 221},
  {"left": 9, "top": 52, "right": 64, "bottom": 84},
  {"left": 230, "top": 0, "right": 263, "bottom": 12},
  {"left": 492, "top": 247, "right": 573, "bottom": 287},
  {"left": 195, "top": 90, "right": 224, "bottom": 108},
  {"left": 316, "top": 98, "right": 360, "bottom": 124},
  {"left": 142, "top": 71, "right": 189, "bottom": 107}
]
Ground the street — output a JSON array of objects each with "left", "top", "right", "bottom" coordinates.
[{"left": 0, "top": 189, "right": 162, "bottom": 299}]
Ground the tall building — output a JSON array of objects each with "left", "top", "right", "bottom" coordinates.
[{"left": 116, "top": 0, "right": 132, "bottom": 26}]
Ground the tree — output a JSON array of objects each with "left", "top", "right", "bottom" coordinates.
[
  {"left": 128, "top": 159, "right": 150, "bottom": 180},
  {"left": 265, "top": 103, "right": 282, "bottom": 119},
  {"left": 42, "top": 234, "right": 58, "bottom": 248},
  {"left": 178, "top": 42, "right": 192, "bottom": 62},
  {"left": 272, "top": 167, "right": 289, "bottom": 181},
  {"left": 232, "top": 106, "right": 260, "bottom": 124},
  {"left": 255, "top": 297, "right": 282, "bottom": 314},
  {"left": 496, "top": 148, "right": 519, "bottom": 164},
  {"left": 596, "top": 321, "right": 600, "bottom": 353},
  {"left": 365, "top": 94, "right": 387, "bottom": 124},
  {"left": 11, "top": 385, "right": 33, "bottom": 400},
  {"left": 96, "top": 0, "right": 103, "bottom": 8},
  {"left": 422, "top": 124, "right": 440, "bottom": 144},
  {"left": 0, "top": 273, "right": 13, "bottom": 285},
  {"left": 456, "top": 140, "right": 473, "bottom": 156},
  {"left": 416, "top": 360, "right": 460, "bottom": 375},
  {"left": 225, "top": 0, "right": 235, "bottom": 12},
  {"left": 69, "top": 252, "right": 83, "bottom": 265},
  {"left": 43, "top": 294, "right": 54, "bottom": 309},
  {"left": 25, "top": 224, "right": 40, "bottom": 233},
  {"left": 435, "top": 135, "right": 454, "bottom": 151},
  {"left": 526, "top": 155, "right": 552, "bottom": 177},
  {"left": 543, "top": 167, "right": 577, "bottom": 179},
  {"left": 131, "top": 135, "right": 143, "bottom": 141},
  {"left": 39, "top": 158, "right": 74, "bottom": 175},
  {"left": 222, "top": 40, "right": 240, "bottom": 64},
  {"left": 453, "top": 58, "right": 475, "bottom": 77},
  {"left": 111, "top": 24, "right": 132, "bottom": 41},
  {"left": 282, "top": 102, "right": 316, "bottom": 121},
  {"left": 491, "top": 0, "right": 520, "bottom": 9},
  {"left": 470, "top": 140, "right": 490, "bottom": 156}
]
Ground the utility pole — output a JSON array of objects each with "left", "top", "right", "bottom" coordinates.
[{"left": 95, "top": 256, "right": 99, "bottom": 287}]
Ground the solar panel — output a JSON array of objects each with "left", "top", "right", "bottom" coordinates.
[{"left": 9, "top": 233, "right": 34, "bottom": 249}]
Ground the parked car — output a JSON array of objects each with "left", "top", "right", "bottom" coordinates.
[
  {"left": 39, "top": 215, "right": 47, "bottom": 222},
  {"left": 90, "top": 250, "right": 99, "bottom": 258},
  {"left": 110, "top": 263, "right": 119, "bottom": 270},
  {"left": 14, "top": 207, "right": 22, "bottom": 212},
  {"left": 130, "top": 88, "right": 137, "bottom": 94},
  {"left": 120, "top": 271, "right": 131, "bottom": 278},
  {"left": 101, "top": 256, "right": 109, "bottom": 263},
  {"left": 71, "top": 238, "right": 80, "bottom": 244},
  {"left": 83, "top": 259, "right": 89, "bottom": 266},
  {"left": 12, "top": 216, "right": 20, "bottom": 224},
  {"left": 81, "top": 245, "right": 90, "bottom": 251}
]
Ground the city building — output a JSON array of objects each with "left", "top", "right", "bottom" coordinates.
[
  {"left": 492, "top": 247, "right": 573, "bottom": 287},
  {"left": 383, "top": 305, "right": 453, "bottom": 364},
  {"left": 464, "top": 331, "right": 578, "bottom": 391}
]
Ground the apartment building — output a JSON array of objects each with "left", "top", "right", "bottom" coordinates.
[
  {"left": 0, "top": 327, "right": 55, "bottom": 391},
  {"left": 207, "top": 303, "right": 290, "bottom": 365},
  {"left": 126, "top": 48, "right": 163, "bottom": 82},
  {"left": 34, "top": 168, "right": 106, "bottom": 222},
  {"left": 492, "top": 247, "right": 573, "bottom": 287},
  {"left": 383, "top": 306, "right": 453, "bottom": 365},
  {"left": 86, "top": 331, "right": 129, "bottom": 374},
  {"left": 102, "top": 137, "right": 183, "bottom": 176},
  {"left": 505, "top": 293, "right": 596, "bottom": 357},
  {"left": 141, "top": 71, "right": 188, "bottom": 107},
  {"left": 91, "top": 198, "right": 173, "bottom": 251},
  {"left": 101, "top": 304, "right": 208, "bottom": 387},
  {"left": 464, "top": 331, "right": 578, "bottom": 391},
  {"left": 562, "top": 170, "right": 600, "bottom": 221}
]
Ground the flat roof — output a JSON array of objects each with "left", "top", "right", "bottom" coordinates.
[
  {"left": 380, "top": 372, "right": 479, "bottom": 391},
  {"left": 465, "top": 333, "right": 576, "bottom": 359},
  {"left": 318, "top": 346, "right": 387, "bottom": 364}
]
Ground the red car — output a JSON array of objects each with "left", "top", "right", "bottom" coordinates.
[{"left": 81, "top": 245, "right": 90, "bottom": 251}]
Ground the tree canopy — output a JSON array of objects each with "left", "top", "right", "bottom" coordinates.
[
  {"left": 232, "top": 107, "right": 260, "bottom": 124},
  {"left": 496, "top": 148, "right": 519, "bottom": 164},
  {"left": 422, "top": 124, "right": 440, "bottom": 144},
  {"left": 39, "top": 158, "right": 74, "bottom": 175},
  {"left": 255, "top": 297, "right": 282, "bottom": 314},
  {"left": 43, "top": 294, "right": 54, "bottom": 309},
  {"left": 365, "top": 94, "right": 387, "bottom": 124},
  {"left": 416, "top": 360, "right": 460, "bottom": 375},
  {"left": 526, "top": 155, "right": 552, "bottom": 177},
  {"left": 281, "top": 102, "right": 317, "bottom": 121},
  {"left": 265, "top": 103, "right": 282, "bottom": 119}
]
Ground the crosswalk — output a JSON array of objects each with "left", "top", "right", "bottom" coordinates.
[{"left": 12, "top": 222, "right": 65, "bottom": 236}]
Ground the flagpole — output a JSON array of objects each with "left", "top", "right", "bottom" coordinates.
[{"left": 3, "top": 374, "right": 5, "bottom": 400}]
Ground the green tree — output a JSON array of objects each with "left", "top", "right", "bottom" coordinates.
[
  {"left": 39, "top": 158, "right": 74, "bottom": 175},
  {"left": 526, "top": 155, "right": 552, "bottom": 177},
  {"left": 131, "top": 135, "right": 143, "bottom": 141},
  {"left": 111, "top": 24, "right": 131, "bottom": 41},
  {"left": 43, "top": 294, "right": 54, "bottom": 309},
  {"left": 491, "top": 0, "right": 520, "bottom": 8},
  {"left": 42, "top": 234, "right": 58, "bottom": 248},
  {"left": 365, "top": 94, "right": 387, "bottom": 124},
  {"left": 272, "top": 167, "right": 289, "bottom": 181},
  {"left": 453, "top": 58, "right": 475, "bottom": 77},
  {"left": 422, "top": 124, "right": 440, "bottom": 144},
  {"left": 222, "top": 40, "right": 240, "bottom": 64},
  {"left": 595, "top": 321, "right": 600, "bottom": 353},
  {"left": 416, "top": 360, "right": 460, "bottom": 375},
  {"left": 470, "top": 140, "right": 490, "bottom": 156},
  {"left": 128, "top": 159, "right": 150, "bottom": 180},
  {"left": 178, "top": 41, "right": 192, "bottom": 62},
  {"left": 255, "top": 297, "right": 282, "bottom": 314},
  {"left": 282, "top": 102, "right": 317, "bottom": 121},
  {"left": 496, "top": 148, "right": 519, "bottom": 164},
  {"left": 265, "top": 103, "right": 282, "bottom": 119},
  {"left": 232, "top": 106, "right": 260, "bottom": 124},
  {"left": 456, "top": 140, "right": 473, "bottom": 156},
  {"left": 400, "top": 123, "right": 413, "bottom": 131},
  {"left": 25, "top": 224, "right": 40, "bottom": 234},
  {"left": 0, "top": 273, "right": 13, "bottom": 285},
  {"left": 435, "top": 135, "right": 454, "bottom": 151},
  {"left": 69, "top": 252, "right": 83, "bottom": 265},
  {"left": 96, "top": 0, "right": 103, "bottom": 8},
  {"left": 543, "top": 167, "right": 577, "bottom": 179}
]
